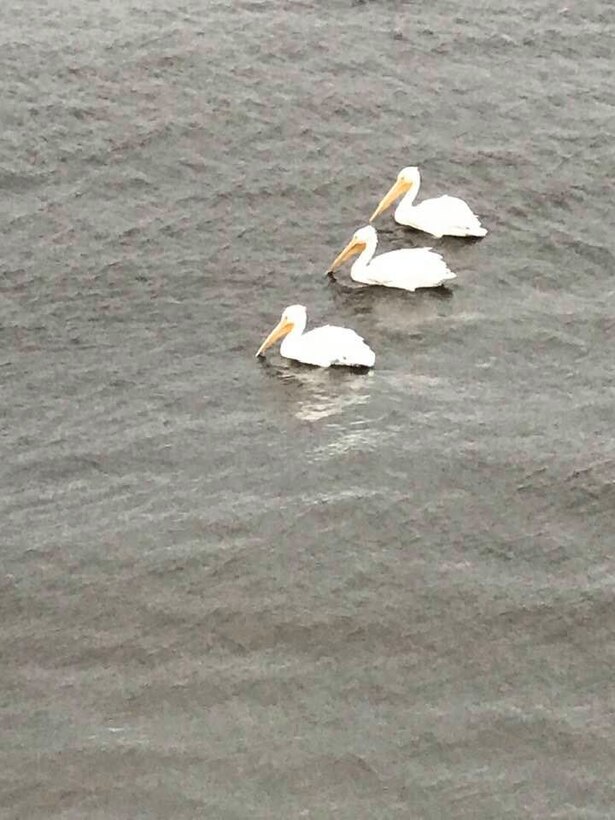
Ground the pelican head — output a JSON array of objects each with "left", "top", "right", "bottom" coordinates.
[
  {"left": 255, "top": 304, "right": 306, "bottom": 357},
  {"left": 327, "top": 224, "right": 376, "bottom": 273},
  {"left": 369, "top": 166, "right": 420, "bottom": 222}
]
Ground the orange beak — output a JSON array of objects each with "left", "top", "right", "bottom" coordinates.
[
  {"left": 327, "top": 238, "right": 367, "bottom": 273},
  {"left": 255, "top": 318, "right": 294, "bottom": 357},
  {"left": 369, "top": 177, "right": 413, "bottom": 222}
]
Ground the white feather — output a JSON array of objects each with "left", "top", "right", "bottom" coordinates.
[
  {"left": 337, "top": 225, "right": 457, "bottom": 291},
  {"left": 374, "top": 166, "right": 487, "bottom": 238},
  {"left": 282, "top": 325, "right": 375, "bottom": 368},
  {"left": 257, "top": 305, "right": 375, "bottom": 368}
]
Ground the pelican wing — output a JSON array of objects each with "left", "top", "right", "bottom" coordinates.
[
  {"left": 405, "top": 195, "right": 487, "bottom": 237},
  {"left": 358, "top": 248, "right": 456, "bottom": 291},
  {"left": 293, "top": 325, "right": 375, "bottom": 368}
]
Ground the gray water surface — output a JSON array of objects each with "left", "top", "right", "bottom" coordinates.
[{"left": 2, "top": 1, "right": 615, "bottom": 817}]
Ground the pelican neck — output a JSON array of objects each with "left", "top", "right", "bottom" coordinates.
[{"left": 351, "top": 231, "right": 378, "bottom": 274}]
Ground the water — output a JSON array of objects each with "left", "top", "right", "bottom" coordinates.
[{"left": 2, "top": 1, "right": 614, "bottom": 817}]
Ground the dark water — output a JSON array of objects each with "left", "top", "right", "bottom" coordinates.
[{"left": 2, "top": 1, "right": 614, "bottom": 817}]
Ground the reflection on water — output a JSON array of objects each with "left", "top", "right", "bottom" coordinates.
[
  {"left": 309, "top": 424, "right": 387, "bottom": 461},
  {"left": 258, "top": 356, "right": 373, "bottom": 422},
  {"left": 256, "top": 357, "right": 390, "bottom": 462},
  {"left": 293, "top": 375, "right": 371, "bottom": 423},
  {"left": 327, "top": 275, "right": 457, "bottom": 332}
]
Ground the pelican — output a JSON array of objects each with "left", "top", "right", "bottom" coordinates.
[
  {"left": 370, "top": 166, "right": 487, "bottom": 238},
  {"left": 255, "top": 304, "right": 375, "bottom": 368},
  {"left": 328, "top": 224, "right": 456, "bottom": 291}
]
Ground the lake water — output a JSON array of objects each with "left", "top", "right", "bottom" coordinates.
[{"left": 2, "top": 1, "right": 614, "bottom": 817}]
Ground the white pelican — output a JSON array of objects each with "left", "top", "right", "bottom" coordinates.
[
  {"left": 370, "top": 166, "right": 487, "bottom": 238},
  {"left": 328, "top": 224, "right": 456, "bottom": 291},
  {"left": 255, "top": 304, "right": 375, "bottom": 368}
]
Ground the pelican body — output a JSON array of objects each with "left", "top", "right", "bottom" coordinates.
[
  {"left": 256, "top": 305, "right": 375, "bottom": 368},
  {"left": 370, "top": 166, "right": 487, "bottom": 238},
  {"left": 329, "top": 225, "right": 456, "bottom": 291}
]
